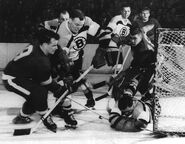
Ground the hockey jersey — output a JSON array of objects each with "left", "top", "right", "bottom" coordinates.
[
  {"left": 57, "top": 16, "right": 101, "bottom": 61},
  {"left": 135, "top": 17, "right": 161, "bottom": 42},
  {"left": 39, "top": 18, "right": 62, "bottom": 33},
  {"left": 99, "top": 15, "right": 131, "bottom": 50},
  {"left": 3, "top": 44, "right": 52, "bottom": 85}
]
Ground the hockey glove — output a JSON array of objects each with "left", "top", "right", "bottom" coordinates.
[
  {"left": 53, "top": 85, "right": 68, "bottom": 99},
  {"left": 91, "top": 47, "right": 107, "bottom": 69},
  {"left": 111, "top": 34, "right": 130, "bottom": 47}
]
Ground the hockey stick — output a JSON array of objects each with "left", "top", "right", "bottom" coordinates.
[
  {"left": 93, "top": 47, "right": 131, "bottom": 89},
  {"left": 95, "top": 48, "right": 131, "bottom": 101},
  {"left": 13, "top": 65, "right": 94, "bottom": 136},
  {"left": 114, "top": 45, "right": 122, "bottom": 75},
  {"left": 67, "top": 97, "right": 109, "bottom": 120}
]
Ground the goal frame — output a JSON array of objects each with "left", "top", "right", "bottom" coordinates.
[{"left": 153, "top": 28, "right": 185, "bottom": 136}]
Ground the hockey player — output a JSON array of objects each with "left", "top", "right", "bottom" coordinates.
[
  {"left": 101, "top": 3, "right": 132, "bottom": 67},
  {"left": 53, "top": 9, "right": 104, "bottom": 110},
  {"left": 107, "top": 23, "right": 161, "bottom": 131},
  {"left": 134, "top": 7, "right": 161, "bottom": 43},
  {"left": 39, "top": 10, "right": 70, "bottom": 33},
  {"left": 107, "top": 96, "right": 152, "bottom": 132},
  {"left": 2, "top": 29, "right": 77, "bottom": 132}
]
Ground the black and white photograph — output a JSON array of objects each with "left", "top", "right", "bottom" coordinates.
[{"left": 0, "top": 0, "right": 185, "bottom": 143}]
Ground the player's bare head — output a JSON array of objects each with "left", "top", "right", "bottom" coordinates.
[
  {"left": 130, "top": 24, "right": 143, "bottom": 46},
  {"left": 58, "top": 10, "right": 69, "bottom": 23},
  {"left": 37, "top": 29, "right": 59, "bottom": 55},
  {"left": 68, "top": 9, "right": 85, "bottom": 34},
  {"left": 37, "top": 29, "right": 59, "bottom": 44},
  {"left": 120, "top": 3, "right": 131, "bottom": 19},
  {"left": 140, "top": 7, "right": 151, "bottom": 22}
]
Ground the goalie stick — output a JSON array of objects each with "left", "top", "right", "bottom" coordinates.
[{"left": 13, "top": 65, "right": 94, "bottom": 136}]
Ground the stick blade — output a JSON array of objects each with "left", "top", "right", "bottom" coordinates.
[
  {"left": 13, "top": 128, "right": 31, "bottom": 136},
  {"left": 93, "top": 81, "right": 107, "bottom": 89},
  {"left": 95, "top": 93, "right": 109, "bottom": 101}
]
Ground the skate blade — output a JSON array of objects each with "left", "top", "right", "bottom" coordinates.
[{"left": 65, "top": 124, "right": 77, "bottom": 129}]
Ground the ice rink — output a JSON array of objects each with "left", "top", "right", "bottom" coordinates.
[{"left": 0, "top": 74, "right": 184, "bottom": 144}]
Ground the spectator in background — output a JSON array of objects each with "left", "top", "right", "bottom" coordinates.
[{"left": 134, "top": 7, "right": 161, "bottom": 43}]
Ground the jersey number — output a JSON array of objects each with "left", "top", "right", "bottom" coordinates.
[{"left": 14, "top": 45, "right": 33, "bottom": 61}]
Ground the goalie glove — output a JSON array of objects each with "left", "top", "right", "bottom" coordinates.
[{"left": 91, "top": 46, "right": 107, "bottom": 69}]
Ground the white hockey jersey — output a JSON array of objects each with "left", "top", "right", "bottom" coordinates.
[
  {"left": 100, "top": 15, "right": 131, "bottom": 50},
  {"left": 57, "top": 16, "right": 100, "bottom": 61}
]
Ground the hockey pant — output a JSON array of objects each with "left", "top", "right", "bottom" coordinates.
[
  {"left": 2, "top": 77, "right": 49, "bottom": 116},
  {"left": 113, "top": 65, "right": 155, "bottom": 101}
]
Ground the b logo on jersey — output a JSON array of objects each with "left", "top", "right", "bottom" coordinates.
[
  {"left": 119, "top": 26, "right": 130, "bottom": 37},
  {"left": 73, "top": 37, "right": 87, "bottom": 51}
]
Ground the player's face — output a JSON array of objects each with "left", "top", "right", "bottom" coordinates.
[
  {"left": 141, "top": 10, "right": 150, "bottom": 22},
  {"left": 130, "top": 33, "right": 142, "bottom": 46},
  {"left": 68, "top": 17, "right": 85, "bottom": 34},
  {"left": 58, "top": 12, "right": 69, "bottom": 23},
  {"left": 121, "top": 7, "right": 131, "bottom": 19},
  {"left": 45, "top": 38, "right": 58, "bottom": 55}
]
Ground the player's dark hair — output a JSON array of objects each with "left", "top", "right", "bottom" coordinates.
[
  {"left": 140, "top": 6, "right": 151, "bottom": 13},
  {"left": 69, "top": 9, "right": 85, "bottom": 21},
  {"left": 120, "top": 3, "right": 131, "bottom": 11},
  {"left": 37, "top": 29, "right": 60, "bottom": 44},
  {"left": 130, "top": 23, "right": 142, "bottom": 35},
  {"left": 58, "top": 10, "right": 69, "bottom": 17}
]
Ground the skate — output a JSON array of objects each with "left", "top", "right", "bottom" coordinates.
[
  {"left": 63, "top": 110, "right": 78, "bottom": 129},
  {"left": 85, "top": 98, "right": 95, "bottom": 109},
  {"left": 84, "top": 90, "right": 95, "bottom": 108},
  {"left": 12, "top": 114, "right": 33, "bottom": 124},
  {"left": 42, "top": 115, "right": 57, "bottom": 133}
]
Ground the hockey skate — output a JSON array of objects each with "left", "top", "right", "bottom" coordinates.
[
  {"left": 63, "top": 110, "right": 78, "bottom": 129},
  {"left": 42, "top": 115, "right": 57, "bottom": 133},
  {"left": 13, "top": 114, "right": 33, "bottom": 124},
  {"left": 85, "top": 98, "right": 95, "bottom": 109},
  {"left": 84, "top": 90, "right": 95, "bottom": 109}
]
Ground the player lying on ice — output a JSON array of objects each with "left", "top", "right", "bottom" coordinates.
[
  {"left": 2, "top": 29, "right": 78, "bottom": 132},
  {"left": 105, "top": 23, "right": 161, "bottom": 132}
]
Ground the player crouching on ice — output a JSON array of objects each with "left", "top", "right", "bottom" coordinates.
[
  {"left": 2, "top": 29, "right": 77, "bottom": 132},
  {"left": 106, "top": 23, "right": 161, "bottom": 131}
]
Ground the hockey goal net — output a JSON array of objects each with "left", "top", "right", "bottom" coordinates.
[{"left": 153, "top": 28, "right": 185, "bottom": 136}]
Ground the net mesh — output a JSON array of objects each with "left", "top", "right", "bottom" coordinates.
[{"left": 154, "top": 28, "right": 185, "bottom": 135}]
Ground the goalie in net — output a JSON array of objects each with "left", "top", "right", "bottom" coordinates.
[{"left": 106, "top": 23, "right": 161, "bottom": 132}]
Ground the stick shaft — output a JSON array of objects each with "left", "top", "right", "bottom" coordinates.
[
  {"left": 68, "top": 97, "right": 108, "bottom": 120},
  {"left": 15, "top": 65, "right": 94, "bottom": 135}
]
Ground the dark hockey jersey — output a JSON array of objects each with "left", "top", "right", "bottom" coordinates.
[
  {"left": 131, "top": 40, "right": 156, "bottom": 67},
  {"left": 3, "top": 44, "right": 52, "bottom": 84}
]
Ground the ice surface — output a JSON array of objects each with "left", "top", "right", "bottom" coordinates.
[{"left": 0, "top": 89, "right": 183, "bottom": 144}]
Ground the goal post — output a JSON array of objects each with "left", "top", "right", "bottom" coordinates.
[{"left": 153, "top": 28, "right": 185, "bottom": 136}]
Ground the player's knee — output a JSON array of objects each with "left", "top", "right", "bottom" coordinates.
[{"left": 31, "top": 87, "right": 48, "bottom": 111}]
